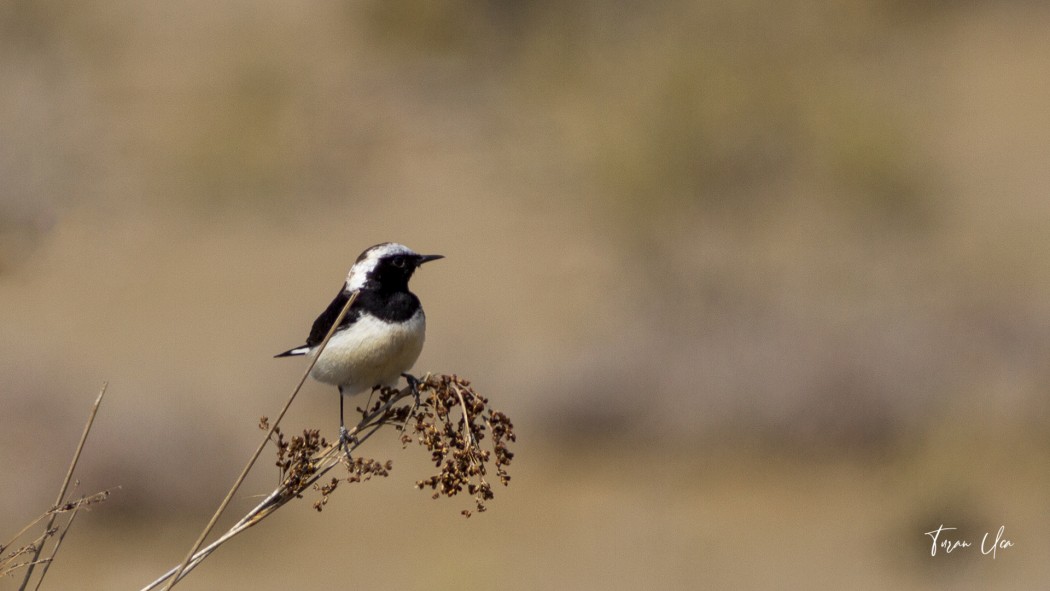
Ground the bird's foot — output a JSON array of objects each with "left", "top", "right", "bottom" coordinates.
[
  {"left": 402, "top": 372, "right": 422, "bottom": 401},
  {"left": 338, "top": 426, "right": 358, "bottom": 461}
]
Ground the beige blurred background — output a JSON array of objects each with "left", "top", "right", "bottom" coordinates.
[{"left": 3, "top": 1, "right": 1050, "bottom": 589}]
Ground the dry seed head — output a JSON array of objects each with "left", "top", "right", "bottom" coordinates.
[{"left": 263, "top": 374, "right": 515, "bottom": 516}]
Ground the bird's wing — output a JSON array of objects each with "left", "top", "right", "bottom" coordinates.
[{"left": 274, "top": 287, "right": 362, "bottom": 358}]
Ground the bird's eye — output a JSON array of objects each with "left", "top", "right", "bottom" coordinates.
[{"left": 391, "top": 256, "right": 406, "bottom": 268}]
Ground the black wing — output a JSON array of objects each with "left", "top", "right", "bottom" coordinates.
[
  {"left": 306, "top": 288, "right": 364, "bottom": 347},
  {"left": 274, "top": 288, "right": 362, "bottom": 357}
]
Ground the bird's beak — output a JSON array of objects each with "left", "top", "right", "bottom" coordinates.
[{"left": 417, "top": 254, "right": 444, "bottom": 265}]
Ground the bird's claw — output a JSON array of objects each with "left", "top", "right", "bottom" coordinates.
[
  {"left": 402, "top": 372, "right": 423, "bottom": 401},
  {"left": 338, "top": 426, "right": 356, "bottom": 460}
]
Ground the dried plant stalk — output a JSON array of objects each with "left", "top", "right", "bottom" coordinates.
[
  {"left": 141, "top": 374, "right": 515, "bottom": 590},
  {"left": 158, "top": 291, "right": 358, "bottom": 591},
  {"left": 1, "top": 492, "right": 113, "bottom": 582},
  {"left": 2, "top": 384, "right": 109, "bottom": 590}
]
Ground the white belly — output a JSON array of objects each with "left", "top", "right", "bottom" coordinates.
[{"left": 309, "top": 310, "right": 426, "bottom": 395}]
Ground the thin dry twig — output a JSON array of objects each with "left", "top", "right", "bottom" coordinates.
[
  {"left": 2, "top": 531, "right": 52, "bottom": 578},
  {"left": 1, "top": 490, "right": 112, "bottom": 581},
  {"left": 142, "top": 374, "right": 515, "bottom": 589},
  {"left": 158, "top": 290, "right": 358, "bottom": 591},
  {"left": 23, "top": 490, "right": 110, "bottom": 590},
  {"left": 140, "top": 383, "right": 413, "bottom": 591},
  {"left": 14, "top": 383, "right": 107, "bottom": 591},
  {"left": 2, "top": 515, "right": 50, "bottom": 558},
  {"left": 32, "top": 494, "right": 83, "bottom": 591}
]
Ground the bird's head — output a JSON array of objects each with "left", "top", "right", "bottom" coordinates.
[{"left": 346, "top": 242, "right": 443, "bottom": 292}]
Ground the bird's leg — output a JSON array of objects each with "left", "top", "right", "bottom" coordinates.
[
  {"left": 397, "top": 373, "right": 425, "bottom": 439},
  {"left": 338, "top": 386, "right": 352, "bottom": 459},
  {"left": 401, "top": 372, "right": 422, "bottom": 401}
]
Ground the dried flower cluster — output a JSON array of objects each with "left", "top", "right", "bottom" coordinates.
[
  {"left": 145, "top": 376, "right": 514, "bottom": 589},
  {"left": 260, "top": 373, "right": 516, "bottom": 518},
  {"left": 265, "top": 424, "right": 328, "bottom": 497},
  {"left": 312, "top": 458, "right": 392, "bottom": 511},
  {"left": 405, "top": 375, "right": 516, "bottom": 516}
]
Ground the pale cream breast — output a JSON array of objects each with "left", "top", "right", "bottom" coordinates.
[{"left": 309, "top": 309, "right": 426, "bottom": 395}]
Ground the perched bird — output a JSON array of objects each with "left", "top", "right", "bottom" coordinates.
[{"left": 276, "top": 242, "right": 442, "bottom": 445}]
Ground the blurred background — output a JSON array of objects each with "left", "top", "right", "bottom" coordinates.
[{"left": 2, "top": 1, "right": 1050, "bottom": 589}]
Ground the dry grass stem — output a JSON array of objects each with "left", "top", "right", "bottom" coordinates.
[
  {"left": 1, "top": 490, "right": 112, "bottom": 583},
  {"left": 156, "top": 291, "right": 358, "bottom": 591},
  {"left": 5, "top": 383, "right": 108, "bottom": 590},
  {"left": 141, "top": 381, "right": 413, "bottom": 591},
  {"left": 142, "top": 373, "right": 515, "bottom": 590}
]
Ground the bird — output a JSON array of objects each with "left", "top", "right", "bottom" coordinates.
[{"left": 275, "top": 242, "right": 443, "bottom": 448}]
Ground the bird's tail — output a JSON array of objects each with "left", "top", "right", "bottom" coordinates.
[{"left": 274, "top": 345, "right": 311, "bottom": 358}]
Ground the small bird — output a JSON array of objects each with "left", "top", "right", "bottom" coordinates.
[{"left": 276, "top": 242, "right": 442, "bottom": 446}]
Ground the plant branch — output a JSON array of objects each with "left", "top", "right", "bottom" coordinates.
[
  {"left": 31, "top": 499, "right": 81, "bottom": 591},
  {"left": 140, "top": 383, "right": 412, "bottom": 591},
  {"left": 143, "top": 373, "right": 515, "bottom": 589},
  {"left": 157, "top": 290, "right": 358, "bottom": 591},
  {"left": 16, "top": 382, "right": 107, "bottom": 591},
  {"left": 1, "top": 491, "right": 111, "bottom": 581}
]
